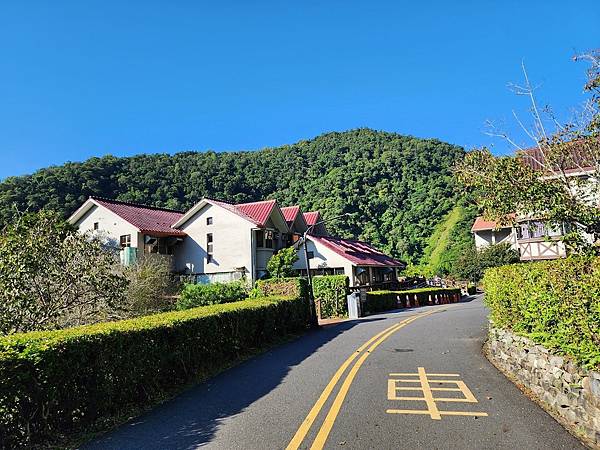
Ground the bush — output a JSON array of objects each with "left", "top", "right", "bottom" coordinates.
[
  {"left": 483, "top": 257, "right": 600, "bottom": 369},
  {"left": 451, "top": 242, "right": 520, "bottom": 282},
  {"left": 256, "top": 277, "right": 308, "bottom": 300},
  {"left": 266, "top": 247, "right": 299, "bottom": 278},
  {"left": 365, "top": 287, "right": 462, "bottom": 314},
  {"left": 175, "top": 281, "right": 247, "bottom": 310},
  {"left": 312, "top": 275, "right": 350, "bottom": 318},
  {"left": 122, "top": 254, "right": 179, "bottom": 316},
  {"left": 0, "top": 210, "right": 127, "bottom": 334},
  {"left": 0, "top": 295, "right": 311, "bottom": 448}
]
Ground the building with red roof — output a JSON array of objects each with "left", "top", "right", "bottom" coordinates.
[{"left": 70, "top": 195, "right": 405, "bottom": 285}]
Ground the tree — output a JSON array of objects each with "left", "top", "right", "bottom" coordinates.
[
  {"left": 266, "top": 247, "right": 299, "bottom": 278},
  {"left": 0, "top": 210, "right": 128, "bottom": 334},
  {"left": 451, "top": 243, "right": 520, "bottom": 283},
  {"left": 456, "top": 50, "right": 600, "bottom": 254}
]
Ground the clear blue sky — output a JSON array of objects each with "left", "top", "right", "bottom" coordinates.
[{"left": 0, "top": 1, "right": 598, "bottom": 180}]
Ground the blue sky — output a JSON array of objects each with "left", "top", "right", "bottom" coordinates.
[{"left": 0, "top": 1, "right": 598, "bottom": 180}]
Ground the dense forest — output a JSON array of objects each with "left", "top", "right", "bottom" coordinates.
[{"left": 0, "top": 128, "right": 472, "bottom": 269}]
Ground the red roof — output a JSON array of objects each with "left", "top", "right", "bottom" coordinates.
[
  {"left": 281, "top": 205, "right": 301, "bottom": 226},
  {"left": 312, "top": 235, "right": 406, "bottom": 268},
  {"left": 207, "top": 198, "right": 277, "bottom": 227},
  {"left": 303, "top": 211, "right": 320, "bottom": 226},
  {"left": 471, "top": 215, "right": 514, "bottom": 232},
  {"left": 520, "top": 140, "right": 599, "bottom": 174},
  {"left": 92, "top": 197, "right": 186, "bottom": 236}
]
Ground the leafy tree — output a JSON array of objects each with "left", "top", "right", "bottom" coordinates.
[
  {"left": 0, "top": 210, "right": 127, "bottom": 334},
  {"left": 267, "top": 247, "right": 299, "bottom": 278},
  {"left": 456, "top": 51, "right": 600, "bottom": 254},
  {"left": 451, "top": 243, "right": 520, "bottom": 283}
]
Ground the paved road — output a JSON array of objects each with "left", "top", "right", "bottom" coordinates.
[{"left": 84, "top": 295, "right": 584, "bottom": 449}]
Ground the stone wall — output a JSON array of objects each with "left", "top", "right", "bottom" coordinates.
[{"left": 488, "top": 326, "right": 600, "bottom": 447}]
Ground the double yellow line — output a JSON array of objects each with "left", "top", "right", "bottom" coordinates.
[{"left": 286, "top": 310, "right": 437, "bottom": 450}]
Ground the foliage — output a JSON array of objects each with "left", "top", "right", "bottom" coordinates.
[
  {"left": 175, "top": 280, "right": 247, "bottom": 310},
  {"left": 0, "top": 210, "right": 127, "bottom": 335},
  {"left": 483, "top": 257, "right": 600, "bottom": 369},
  {"left": 418, "top": 204, "right": 478, "bottom": 277},
  {"left": 0, "top": 295, "right": 311, "bottom": 448},
  {"left": 0, "top": 129, "right": 465, "bottom": 265},
  {"left": 312, "top": 275, "right": 349, "bottom": 318},
  {"left": 121, "top": 254, "right": 179, "bottom": 316},
  {"left": 365, "top": 287, "right": 461, "bottom": 313},
  {"left": 266, "top": 247, "right": 299, "bottom": 278},
  {"left": 455, "top": 51, "right": 600, "bottom": 254},
  {"left": 256, "top": 277, "right": 308, "bottom": 300},
  {"left": 451, "top": 242, "right": 520, "bottom": 283}
]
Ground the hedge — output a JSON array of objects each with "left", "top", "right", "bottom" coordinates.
[
  {"left": 256, "top": 277, "right": 308, "bottom": 300},
  {"left": 483, "top": 257, "right": 600, "bottom": 370},
  {"left": 312, "top": 275, "right": 350, "bottom": 318},
  {"left": 0, "top": 295, "right": 311, "bottom": 448},
  {"left": 365, "top": 287, "right": 462, "bottom": 314},
  {"left": 176, "top": 280, "right": 248, "bottom": 309}
]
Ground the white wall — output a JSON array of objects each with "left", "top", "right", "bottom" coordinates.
[
  {"left": 474, "top": 228, "right": 515, "bottom": 251},
  {"left": 293, "top": 238, "right": 355, "bottom": 283},
  {"left": 73, "top": 204, "right": 140, "bottom": 248},
  {"left": 174, "top": 203, "right": 254, "bottom": 280}
]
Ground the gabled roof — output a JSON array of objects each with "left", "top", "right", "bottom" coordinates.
[
  {"left": 303, "top": 211, "right": 321, "bottom": 226},
  {"left": 235, "top": 199, "right": 278, "bottom": 227},
  {"left": 69, "top": 197, "right": 186, "bottom": 236},
  {"left": 172, "top": 197, "right": 289, "bottom": 230},
  {"left": 471, "top": 215, "right": 515, "bottom": 232},
  {"left": 311, "top": 235, "right": 406, "bottom": 268},
  {"left": 281, "top": 205, "right": 301, "bottom": 226}
]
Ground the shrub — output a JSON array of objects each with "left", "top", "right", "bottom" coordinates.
[
  {"left": 121, "top": 254, "right": 179, "bottom": 316},
  {"left": 175, "top": 280, "right": 247, "bottom": 310},
  {"left": 256, "top": 277, "right": 308, "bottom": 300},
  {"left": 451, "top": 242, "right": 520, "bottom": 282},
  {"left": 483, "top": 257, "right": 600, "bottom": 369},
  {"left": 365, "top": 287, "right": 462, "bottom": 314},
  {"left": 312, "top": 275, "right": 350, "bottom": 318},
  {"left": 266, "top": 247, "right": 299, "bottom": 278},
  {"left": 0, "top": 210, "right": 127, "bottom": 335},
  {"left": 0, "top": 295, "right": 311, "bottom": 448}
]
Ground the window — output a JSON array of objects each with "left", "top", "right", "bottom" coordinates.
[
  {"left": 256, "top": 230, "right": 264, "bottom": 247},
  {"left": 207, "top": 217, "right": 213, "bottom": 225},
  {"left": 265, "top": 230, "right": 274, "bottom": 249},
  {"left": 206, "top": 233, "right": 213, "bottom": 263},
  {"left": 307, "top": 251, "right": 314, "bottom": 259},
  {"left": 120, "top": 235, "right": 131, "bottom": 248},
  {"left": 93, "top": 222, "right": 99, "bottom": 230}
]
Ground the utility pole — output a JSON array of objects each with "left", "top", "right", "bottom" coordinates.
[{"left": 300, "top": 213, "right": 350, "bottom": 326}]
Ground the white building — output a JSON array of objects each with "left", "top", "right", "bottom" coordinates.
[
  {"left": 69, "top": 196, "right": 405, "bottom": 286},
  {"left": 471, "top": 144, "right": 597, "bottom": 260}
]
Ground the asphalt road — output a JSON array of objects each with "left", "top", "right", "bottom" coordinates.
[{"left": 83, "top": 295, "right": 584, "bottom": 450}]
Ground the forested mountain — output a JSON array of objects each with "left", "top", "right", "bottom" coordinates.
[{"left": 0, "top": 129, "right": 469, "bottom": 266}]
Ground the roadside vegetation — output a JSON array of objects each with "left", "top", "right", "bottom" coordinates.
[{"left": 484, "top": 257, "right": 600, "bottom": 369}]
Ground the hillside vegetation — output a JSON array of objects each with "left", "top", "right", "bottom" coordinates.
[{"left": 0, "top": 129, "right": 467, "bottom": 265}]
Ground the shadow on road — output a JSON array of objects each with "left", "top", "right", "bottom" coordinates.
[{"left": 83, "top": 317, "right": 384, "bottom": 450}]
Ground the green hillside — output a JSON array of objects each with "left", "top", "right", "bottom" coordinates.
[{"left": 0, "top": 128, "right": 466, "bottom": 265}]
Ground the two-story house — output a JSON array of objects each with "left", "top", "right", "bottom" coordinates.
[
  {"left": 472, "top": 144, "right": 597, "bottom": 260},
  {"left": 69, "top": 196, "right": 406, "bottom": 286}
]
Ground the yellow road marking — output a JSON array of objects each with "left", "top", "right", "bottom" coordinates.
[
  {"left": 386, "top": 409, "right": 489, "bottom": 417},
  {"left": 386, "top": 367, "right": 488, "bottom": 419},
  {"left": 389, "top": 373, "right": 460, "bottom": 377},
  {"left": 308, "top": 312, "right": 435, "bottom": 450},
  {"left": 417, "top": 367, "right": 441, "bottom": 420},
  {"left": 285, "top": 315, "right": 418, "bottom": 450}
]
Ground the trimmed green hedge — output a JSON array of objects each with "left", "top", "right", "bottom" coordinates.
[
  {"left": 176, "top": 280, "right": 248, "bottom": 309},
  {"left": 365, "top": 287, "right": 462, "bottom": 314},
  {"left": 313, "top": 275, "right": 350, "bottom": 319},
  {"left": 256, "top": 277, "right": 308, "bottom": 300},
  {"left": 0, "top": 295, "right": 311, "bottom": 448},
  {"left": 483, "top": 257, "right": 600, "bottom": 370}
]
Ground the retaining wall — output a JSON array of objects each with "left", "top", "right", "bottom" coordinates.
[{"left": 488, "top": 326, "right": 600, "bottom": 447}]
